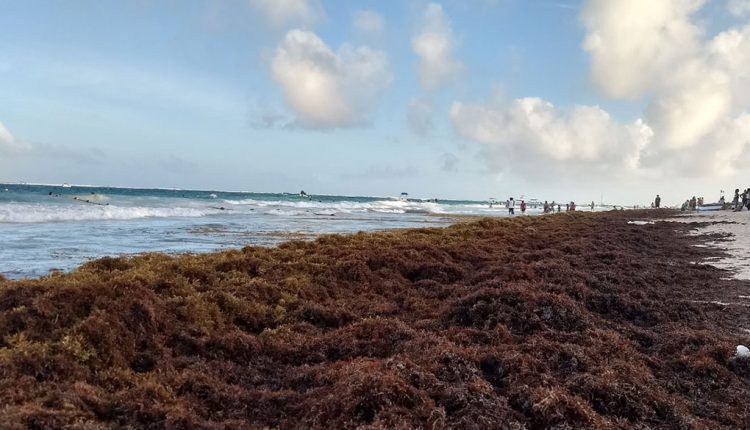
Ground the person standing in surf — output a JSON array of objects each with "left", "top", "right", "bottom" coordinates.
[
  {"left": 507, "top": 197, "right": 515, "bottom": 215},
  {"left": 520, "top": 200, "right": 526, "bottom": 215}
]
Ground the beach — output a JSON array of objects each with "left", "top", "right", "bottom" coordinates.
[
  {"left": 673, "top": 210, "right": 750, "bottom": 281},
  {"left": 1, "top": 209, "right": 749, "bottom": 428}
]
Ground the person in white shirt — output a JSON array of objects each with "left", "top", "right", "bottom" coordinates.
[{"left": 507, "top": 197, "right": 515, "bottom": 215}]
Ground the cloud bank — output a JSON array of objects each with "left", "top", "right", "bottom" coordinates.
[
  {"left": 451, "top": 0, "right": 750, "bottom": 181},
  {"left": 450, "top": 99, "right": 651, "bottom": 175},
  {"left": 270, "top": 29, "right": 392, "bottom": 129}
]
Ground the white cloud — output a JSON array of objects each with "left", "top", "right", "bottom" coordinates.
[
  {"left": 643, "top": 59, "right": 732, "bottom": 150},
  {"left": 581, "top": 0, "right": 705, "bottom": 99},
  {"left": 728, "top": 0, "right": 750, "bottom": 17},
  {"left": 450, "top": 1, "right": 750, "bottom": 184},
  {"left": 412, "top": 3, "right": 465, "bottom": 91},
  {"left": 0, "top": 122, "right": 31, "bottom": 155},
  {"left": 353, "top": 10, "right": 384, "bottom": 37},
  {"left": 709, "top": 24, "right": 750, "bottom": 110},
  {"left": 450, "top": 99, "right": 652, "bottom": 174},
  {"left": 270, "top": 29, "right": 392, "bottom": 129},
  {"left": 248, "top": 0, "right": 323, "bottom": 29},
  {"left": 580, "top": 0, "right": 750, "bottom": 173}
]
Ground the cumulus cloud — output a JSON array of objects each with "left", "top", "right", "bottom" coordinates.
[
  {"left": 248, "top": 0, "right": 323, "bottom": 29},
  {"left": 0, "top": 122, "right": 31, "bottom": 155},
  {"left": 728, "top": 0, "right": 750, "bottom": 17},
  {"left": 412, "top": 3, "right": 465, "bottom": 91},
  {"left": 450, "top": 99, "right": 652, "bottom": 175},
  {"left": 353, "top": 10, "right": 384, "bottom": 37},
  {"left": 581, "top": 0, "right": 750, "bottom": 173},
  {"left": 270, "top": 29, "right": 392, "bottom": 129},
  {"left": 709, "top": 24, "right": 750, "bottom": 110},
  {"left": 581, "top": 0, "right": 705, "bottom": 99},
  {"left": 451, "top": 1, "right": 750, "bottom": 182}
]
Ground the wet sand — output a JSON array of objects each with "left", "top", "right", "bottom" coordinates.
[
  {"left": 671, "top": 210, "right": 750, "bottom": 280},
  {"left": 0, "top": 210, "right": 749, "bottom": 428}
]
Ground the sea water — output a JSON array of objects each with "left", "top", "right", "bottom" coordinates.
[{"left": 0, "top": 183, "right": 535, "bottom": 279}]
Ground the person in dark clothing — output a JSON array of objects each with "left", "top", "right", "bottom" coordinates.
[{"left": 654, "top": 194, "right": 661, "bottom": 208}]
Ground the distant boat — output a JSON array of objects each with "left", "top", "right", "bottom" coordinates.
[
  {"left": 399, "top": 192, "right": 409, "bottom": 202},
  {"left": 696, "top": 203, "right": 723, "bottom": 212},
  {"left": 62, "top": 183, "right": 72, "bottom": 188}
]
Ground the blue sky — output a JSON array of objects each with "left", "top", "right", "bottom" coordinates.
[{"left": 1, "top": 0, "right": 749, "bottom": 204}]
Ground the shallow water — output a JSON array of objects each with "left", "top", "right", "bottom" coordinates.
[
  {"left": 672, "top": 210, "right": 750, "bottom": 280},
  {"left": 0, "top": 184, "right": 567, "bottom": 279}
]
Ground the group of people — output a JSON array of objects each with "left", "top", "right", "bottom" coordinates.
[
  {"left": 542, "top": 200, "right": 583, "bottom": 213},
  {"left": 677, "top": 188, "right": 750, "bottom": 211},
  {"left": 731, "top": 189, "right": 750, "bottom": 211},
  {"left": 680, "top": 196, "right": 704, "bottom": 211},
  {"left": 503, "top": 198, "right": 593, "bottom": 215}
]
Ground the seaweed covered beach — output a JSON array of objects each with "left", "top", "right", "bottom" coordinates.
[{"left": 1, "top": 210, "right": 749, "bottom": 429}]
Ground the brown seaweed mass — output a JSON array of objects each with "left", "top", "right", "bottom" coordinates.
[{"left": 1, "top": 210, "right": 749, "bottom": 429}]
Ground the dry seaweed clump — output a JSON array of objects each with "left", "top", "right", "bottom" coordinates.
[{"left": 1, "top": 209, "right": 750, "bottom": 429}]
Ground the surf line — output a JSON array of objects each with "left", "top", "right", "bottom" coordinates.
[
  {"left": 48, "top": 191, "right": 110, "bottom": 206},
  {"left": 71, "top": 196, "right": 110, "bottom": 206}
]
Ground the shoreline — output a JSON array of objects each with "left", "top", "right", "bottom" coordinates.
[
  {"left": 1, "top": 209, "right": 749, "bottom": 428},
  {"left": 668, "top": 210, "right": 750, "bottom": 281}
]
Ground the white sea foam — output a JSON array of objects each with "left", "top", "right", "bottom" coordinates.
[
  {"left": 223, "top": 198, "right": 455, "bottom": 215},
  {"left": 0, "top": 203, "right": 223, "bottom": 223}
]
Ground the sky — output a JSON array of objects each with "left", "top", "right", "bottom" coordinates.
[{"left": 1, "top": 0, "right": 750, "bottom": 205}]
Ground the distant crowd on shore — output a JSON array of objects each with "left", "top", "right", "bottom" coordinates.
[
  {"left": 680, "top": 196, "right": 703, "bottom": 211},
  {"left": 501, "top": 198, "right": 596, "bottom": 215}
]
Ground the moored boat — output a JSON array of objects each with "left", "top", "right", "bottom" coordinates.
[{"left": 696, "top": 203, "right": 723, "bottom": 212}]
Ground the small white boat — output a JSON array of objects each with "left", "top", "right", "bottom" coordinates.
[
  {"left": 399, "top": 192, "right": 409, "bottom": 202},
  {"left": 696, "top": 203, "right": 723, "bottom": 212},
  {"left": 62, "top": 183, "right": 72, "bottom": 188}
]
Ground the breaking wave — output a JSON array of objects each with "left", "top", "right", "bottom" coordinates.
[
  {"left": 223, "top": 198, "right": 451, "bottom": 215},
  {"left": 0, "top": 204, "right": 224, "bottom": 223}
]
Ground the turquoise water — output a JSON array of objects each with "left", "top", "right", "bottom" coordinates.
[{"left": 0, "top": 183, "right": 524, "bottom": 279}]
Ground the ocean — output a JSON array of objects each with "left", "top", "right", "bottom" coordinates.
[{"left": 0, "top": 183, "right": 537, "bottom": 279}]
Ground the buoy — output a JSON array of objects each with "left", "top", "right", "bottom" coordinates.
[{"left": 736, "top": 345, "right": 749, "bottom": 358}]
